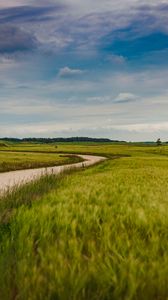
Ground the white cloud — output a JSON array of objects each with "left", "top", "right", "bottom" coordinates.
[
  {"left": 86, "top": 96, "right": 111, "bottom": 103},
  {"left": 86, "top": 93, "right": 139, "bottom": 104},
  {"left": 114, "top": 93, "right": 139, "bottom": 103},
  {"left": 107, "top": 54, "right": 126, "bottom": 65},
  {"left": 109, "top": 122, "right": 168, "bottom": 132},
  {"left": 58, "top": 66, "right": 85, "bottom": 77}
]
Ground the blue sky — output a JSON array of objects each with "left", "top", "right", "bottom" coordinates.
[{"left": 0, "top": 0, "right": 168, "bottom": 141}]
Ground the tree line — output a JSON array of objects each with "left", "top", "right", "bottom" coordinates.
[{"left": 1, "top": 137, "right": 126, "bottom": 143}]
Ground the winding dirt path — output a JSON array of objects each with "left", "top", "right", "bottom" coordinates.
[{"left": 0, "top": 154, "right": 106, "bottom": 194}]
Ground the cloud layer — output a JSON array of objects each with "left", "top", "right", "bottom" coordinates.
[{"left": 0, "top": 0, "right": 168, "bottom": 140}]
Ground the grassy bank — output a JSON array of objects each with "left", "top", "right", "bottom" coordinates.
[
  {"left": 0, "top": 152, "right": 82, "bottom": 172},
  {"left": 0, "top": 145, "right": 168, "bottom": 299}
]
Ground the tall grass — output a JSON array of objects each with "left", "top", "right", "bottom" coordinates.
[{"left": 0, "top": 151, "right": 168, "bottom": 299}]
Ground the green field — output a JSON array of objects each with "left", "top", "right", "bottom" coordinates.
[
  {"left": 0, "top": 142, "right": 168, "bottom": 299},
  {"left": 0, "top": 151, "right": 82, "bottom": 172}
]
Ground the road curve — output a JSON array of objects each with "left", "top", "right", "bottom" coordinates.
[{"left": 0, "top": 154, "right": 106, "bottom": 194}]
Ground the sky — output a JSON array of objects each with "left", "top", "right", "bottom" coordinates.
[{"left": 0, "top": 0, "right": 168, "bottom": 141}]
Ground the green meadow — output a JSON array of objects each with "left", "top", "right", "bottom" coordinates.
[
  {"left": 0, "top": 150, "right": 81, "bottom": 172},
  {"left": 0, "top": 142, "right": 168, "bottom": 299}
]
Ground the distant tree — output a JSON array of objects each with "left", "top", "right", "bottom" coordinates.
[{"left": 156, "top": 138, "right": 162, "bottom": 146}]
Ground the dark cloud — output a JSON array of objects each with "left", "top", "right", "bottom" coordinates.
[
  {"left": 0, "top": 4, "right": 64, "bottom": 23},
  {"left": 0, "top": 1, "right": 168, "bottom": 57},
  {"left": 52, "top": 3, "right": 168, "bottom": 57},
  {"left": 0, "top": 25, "right": 37, "bottom": 53},
  {"left": 0, "top": 4, "right": 67, "bottom": 55}
]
